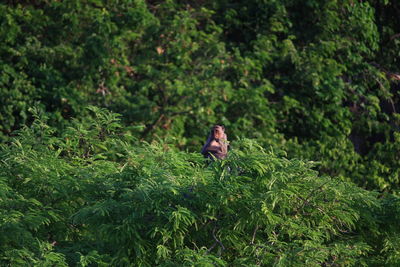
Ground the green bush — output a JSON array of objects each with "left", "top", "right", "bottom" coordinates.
[{"left": 1, "top": 107, "right": 398, "bottom": 266}]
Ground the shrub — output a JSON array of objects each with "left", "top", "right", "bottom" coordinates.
[{"left": 1, "top": 107, "right": 394, "bottom": 266}]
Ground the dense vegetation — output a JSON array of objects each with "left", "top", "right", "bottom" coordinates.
[
  {"left": 1, "top": 0, "right": 400, "bottom": 265},
  {"left": 0, "top": 108, "right": 399, "bottom": 266}
]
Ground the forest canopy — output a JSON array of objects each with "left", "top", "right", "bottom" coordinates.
[{"left": 1, "top": 0, "right": 400, "bottom": 265}]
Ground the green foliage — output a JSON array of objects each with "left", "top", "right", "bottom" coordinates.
[
  {"left": 1, "top": 0, "right": 399, "bottom": 193},
  {"left": 1, "top": 1, "right": 400, "bottom": 264},
  {"left": 0, "top": 108, "right": 398, "bottom": 266}
]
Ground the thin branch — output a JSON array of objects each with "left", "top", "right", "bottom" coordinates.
[
  {"left": 251, "top": 224, "right": 259, "bottom": 245},
  {"left": 206, "top": 226, "right": 226, "bottom": 255},
  {"left": 140, "top": 113, "right": 165, "bottom": 138},
  {"left": 390, "top": 99, "right": 397, "bottom": 114},
  {"left": 206, "top": 241, "right": 217, "bottom": 254},
  {"left": 390, "top": 33, "right": 400, "bottom": 40},
  {"left": 212, "top": 226, "right": 225, "bottom": 251},
  {"left": 305, "top": 181, "right": 330, "bottom": 203},
  {"left": 293, "top": 181, "right": 330, "bottom": 214},
  {"left": 374, "top": 77, "right": 386, "bottom": 91}
]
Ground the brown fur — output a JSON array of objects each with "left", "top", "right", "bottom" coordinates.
[{"left": 201, "top": 125, "right": 229, "bottom": 160}]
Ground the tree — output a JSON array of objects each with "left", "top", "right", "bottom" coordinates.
[{"left": 1, "top": 107, "right": 397, "bottom": 266}]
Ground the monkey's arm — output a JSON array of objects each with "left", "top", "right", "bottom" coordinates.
[
  {"left": 201, "top": 135, "right": 213, "bottom": 155},
  {"left": 202, "top": 142, "right": 220, "bottom": 155},
  {"left": 219, "top": 133, "right": 229, "bottom": 154}
]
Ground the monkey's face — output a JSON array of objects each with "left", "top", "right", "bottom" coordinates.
[{"left": 213, "top": 126, "right": 224, "bottom": 140}]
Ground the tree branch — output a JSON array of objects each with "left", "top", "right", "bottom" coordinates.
[
  {"left": 212, "top": 226, "right": 225, "bottom": 251},
  {"left": 251, "top": 224, "right": 259, "bottom": 245},
  {"left": 140, "top": 113, "right": 165, "bottom": 139},
  {"left": 390, "top": 33, "right": 400, "bottom": 40},
  {"left": 207, "top": 226, "right": 225, "bottom": 254}
]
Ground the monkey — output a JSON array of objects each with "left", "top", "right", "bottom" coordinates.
[{"left": 201, "top": 125, "right": 229, "bottom": 160}]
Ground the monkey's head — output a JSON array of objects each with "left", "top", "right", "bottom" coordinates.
[{"left": 212, "top": 125, "right": 225, "bottom": 140}]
